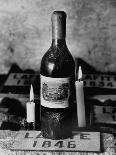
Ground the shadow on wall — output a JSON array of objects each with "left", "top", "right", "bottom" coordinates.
[
  {"left": 75, "top": 58, "right": 116, "bottom": 75},
  {"left": 75, "top": 58, "right": 98, "bottom": 74}
]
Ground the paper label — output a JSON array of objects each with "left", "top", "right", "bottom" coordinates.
[{"left": 40, "top": 75, "right": 70, "bottom": 108}]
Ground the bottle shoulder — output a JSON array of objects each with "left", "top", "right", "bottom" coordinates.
[
  {"left": 42, "top": 45, "right": 74, "bottom": 64},
  {"left": 40, "top": 45, "right": 75, "bottom": 77}
]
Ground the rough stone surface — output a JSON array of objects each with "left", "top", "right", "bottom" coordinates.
[{"left": 0, "top": 0, "right": 116, "bottom": 73}]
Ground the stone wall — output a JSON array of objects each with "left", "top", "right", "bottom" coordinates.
[{"left": 0, "top": 0, "right": 116, "bottom": 73}]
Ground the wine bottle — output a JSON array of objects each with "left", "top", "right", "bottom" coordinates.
[{"left": 40, "top": 11, "right": 75, "bottom": 139}]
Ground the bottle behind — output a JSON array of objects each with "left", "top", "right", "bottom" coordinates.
[{"left": 40, "top": 11, "right": 75, "bottom": 139}]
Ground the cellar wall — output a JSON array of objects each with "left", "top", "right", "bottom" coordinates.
[{"left": 0, "top": 0, "right": 115, "bottom": 73}]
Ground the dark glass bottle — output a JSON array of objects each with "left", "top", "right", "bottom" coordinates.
[{"left": 40, "top": 11, "right": 75, "bottom": 139}]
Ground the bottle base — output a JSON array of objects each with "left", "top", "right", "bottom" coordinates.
[{"left": 41, "top": 108, "right": 73, "bottom": 139}]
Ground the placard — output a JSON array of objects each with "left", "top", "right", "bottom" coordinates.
[
  {"left": 4, "top": 73, "right": 37, "bottom": 86},
  {"left": 11, "top": 131, "right": 100, "bottom": 152},
  {"left": 89, "top": 95, "right": 116, "bottom": 125},
  {"left": 0, "top": 73, "right": 40, "bottom": 99},
  {"left": 83, "top": 74, "right": 116, "bottom": 89}
]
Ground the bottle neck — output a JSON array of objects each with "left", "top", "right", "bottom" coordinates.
[
  {"left": 52, "top": 11, "right": 66, "bottom": 41},
  {"left": 52, "top": 23, "right": 66, "bottom": 40},
  {"left": 52, "top": 39, "right": 66, "bottom": 46}
]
